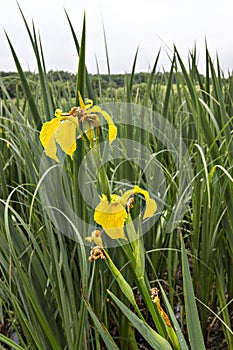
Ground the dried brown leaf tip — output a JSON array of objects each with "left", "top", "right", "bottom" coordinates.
[
  {"left": 88, "top": 246, "right": 106, "bottom": 262},
  {"left": 150, "top": 287, "right": 172, "bottom": 327}
]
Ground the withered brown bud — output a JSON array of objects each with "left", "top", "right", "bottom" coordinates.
[{"left": 88, "top": 246, "right": 106, "bottom": 262}]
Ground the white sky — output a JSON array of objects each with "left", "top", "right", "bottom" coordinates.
[{"left": 0, "top": 0, "right": 232, "bottom": 74}]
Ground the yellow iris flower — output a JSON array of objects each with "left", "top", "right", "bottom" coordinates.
[
  {"left": 94, "top": 185, "right": 157, "bottom": 240},
  {"left": 40, "top": 111, "right": 78, "bottom": 162},
  {"left": 39, "top": 92, "right": 117, "bottom": 162}
]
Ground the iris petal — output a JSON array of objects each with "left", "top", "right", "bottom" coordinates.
[
  {"left": 133, "top": 185, "right": 157, "bottom": 219},
  {"left": 94, "top": 194, "right": 127, "bottom": 240},
  {"left": 120, "top": 185, "right": 157, "bottom": 219},
  {"left": 55, "top": 116, "right": 78, "bottom": 158},
  {"left": 40, "top": 116, "right": 79, "bottom": 161},
  {"left": 88, "top": 105, "right": 117, "bottom": 143},
  {"left": 40, "top": 95, "right": 117, "bottom": 162},
  {"left": 78, "top": 91, "right": 86, "bottom": 110},
  {"left": 93, "top": 186, "right": 157, "bottom": 240},
  {"left": 40, "top": 118, "right": 62, "bottom": 162}
]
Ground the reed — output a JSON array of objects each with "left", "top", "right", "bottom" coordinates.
[{"left": 0, "top": 6, "right": 232, "bottom": 350}]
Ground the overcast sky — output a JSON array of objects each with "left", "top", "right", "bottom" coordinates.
[{"left": 0, "top": 0, "right": 232, "bottom": 74}]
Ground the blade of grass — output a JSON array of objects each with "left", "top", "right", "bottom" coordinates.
[
  {"left": 4, "top": 33, "right": 41, "bottom": 127},
  {"left": 65, "top": 9, "right": 95, "bottom": 101},
  {"left": 181, "top": 236, "right": 206, "bottom": 350},
  {"left": 83, "top": 297, "right": 120, "bottom": 350},
  {"left": 0, "top": 334, "right": 26, "bottom": 350},
  {"left": 17, "top": 3, "right": 53, "bottom": 117},
  {"left": 108, "top": 290, "right": 173, "bottom": 350},
  {"left": 126, "top": 46, "right": 139, "bottom": 102}
]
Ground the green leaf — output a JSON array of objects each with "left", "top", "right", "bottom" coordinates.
[
  {"left": 4, "top": 33, "right": 41, "bottom": 127},
  {"left": 108, "top": 290, "right": 173, "bottom": 350},
  {"left": 17, "top": 3, "right": 53, "bottom": 117},
  {"left": 76, "top": 12, "right": 86, "bottom": 104},
  {"left": 159, "top": 284, "right": 189, "bottom": 350},
  {"left": 0, "top": 334, "right": 26, "bottom": 350},
  {"left": 181, "top": 237, "right": 206, "bottom": 350},
  {"left": 65, "top": 9, "right": 95, "bottom": 101},
  {"left": 84, "top": 297, "right": 120, "bottom": 350}
]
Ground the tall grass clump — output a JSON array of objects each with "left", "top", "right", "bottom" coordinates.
[{"left": 0, "top": 6, "right": 232, "bottom": 350}]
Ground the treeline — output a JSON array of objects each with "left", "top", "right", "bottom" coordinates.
[
  {"left": 0, "top": 70, "right": 156, "bottom": 99},
  {"left": 0, "top": 69, "right": 218, "bottom": 99}
]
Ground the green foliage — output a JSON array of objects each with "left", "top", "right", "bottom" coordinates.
[{"left": 0, "top": 7, "right": 232, "bottom": 350}]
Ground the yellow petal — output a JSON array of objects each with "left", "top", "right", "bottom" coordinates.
[
  {"left": 85, "top": 99, "right": 94, "bottom": 109},
  {"left": 133, "top": 185, "right": 157, "bottom": 219},
  {"left": 94, "top": 195, "right": 127, "bottom": 240},
  {"left": 121, "top": 185, "right": 157, "bottom": 219},
  {"left": 108, "top": 122, "right": 117, "bottom": 144},
  {"left": 121, "top": 188, "right": 135, "bottom": 206},
  {"left": 78, "top": 91, "right": 86, "bottom": 110},
  {"left": 143, "top": 197, "right": 157, "bottom": 219},
  {"left": 88, "top": 106, "right": 117, "bottom": 143},
  {"left": 40, "top": 118, "right": 62, "bottom": 162},
  {"left": 55, "top": 116, "right": 78, "bottom": 158},
  {"left": 133, "top": 185, "right": 149, "bottom": 200},
  {"left": 54, "top": 109, "right": 63, "bottom": 117},
  {"left": 99, "top": 109, "right": 117, "bottom": 144},
  {"left": 102, "top": 226, "right": 126, "bottom": 240},
  {"left": 85, "top": 128, "right": 95, "bottom": 142},
  {"left": 40, "top": 118, "right": 60, "bottom": 148}
]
